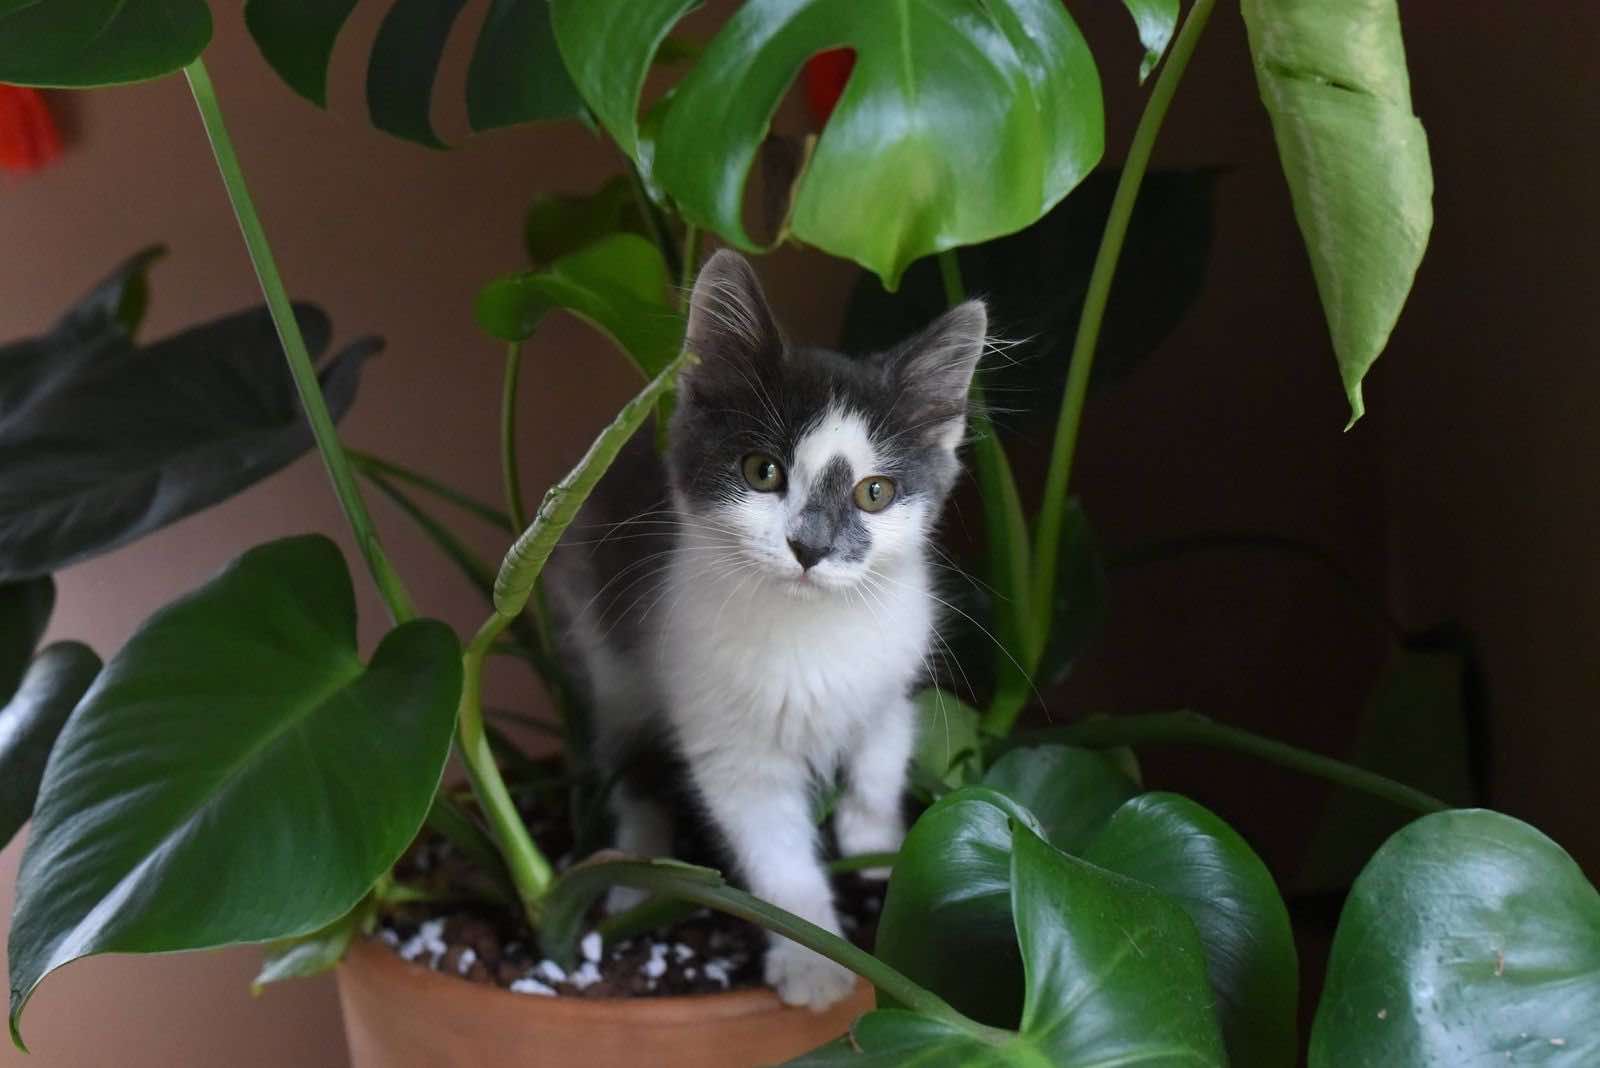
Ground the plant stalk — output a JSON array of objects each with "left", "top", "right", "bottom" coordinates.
[
  {"left": 184, "top": 58, "right": 415, "bottom": 624},
  {"left": 348, "top": 449, "right": 512, "bottom": 531},
  {"left": 998, "top": 710, "right": 1448, "bottom": 815},
  {"left": 1030, "top": 0, "right": 1217, "bottom": 641}
]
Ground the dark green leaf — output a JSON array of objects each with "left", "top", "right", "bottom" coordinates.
[
  {"left": 553, "top": 0, "right": 1105, "bottom": 288},
  {"left": 0, "top": 642, "right": 100, "bottom": 853},
  {"left": 243, "top": 0, "right": 357, "bottom": 108},
  {"left": 981, "top": 745, "right": 1138, "bottom": 854},
  {"left": 7, "top": 535, "right": 461, "bottom": 1048},
  {"left": 474, "top": 234, "right": 683, "bottom": 378},
  {"left": 0, "top": 578, "right": 53, "bottom": 699},
  {"left": 524, "top": 175, "right": 654, "bottom": 267},
  {"left": 912, "top": 688, "right": 982, "bottom": 790},
  {"left": 1119, "top": 0, "right": 1180, "bottom": 82},
  {"left": 1241, "top": 0, "right": 1433, "bottom": 424},
  {"left": 841, "top": 170, "right": 1218, "bottom": 428},
  {"left": 367, "top": 0, "right": 465, "bottom": 149},
  {"left": 0, "top": 272, "right": 377, "bottom": 581},
  {"left": 253, "top": 898, "right": 370, "bottom": 992},
  {"left": 1083, "top": 793, "right": 1298, "bottom": 1068},
  {"left": 0, "top": 0, "right": 210, "bottom": 87},
  {"left": 467, "top": 0, "right": 585, "bottom": 132},
  {"left": 1312, "top": 809, "right": 1600, "bottom": 1066},
  {"left": 1299, "top": 627, "right": 1481, "bottom": 894},
  {"left": 786, "top": 1011, "right": 1004, "bottom": 1066}
]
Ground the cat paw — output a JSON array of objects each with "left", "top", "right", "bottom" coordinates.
[
  {"left": 764, "top": 940, "right": 857, "bottom": 1011},
  {"left": 604, "top": 885, "right": 650, "bottom": 915}
]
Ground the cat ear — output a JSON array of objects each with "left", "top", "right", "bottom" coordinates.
[
  {"left": 883, "top": 300, "right": 987, "bottom": 449},
  {"left": 684, "top": 249, "right": 783, "bottom": 374}
]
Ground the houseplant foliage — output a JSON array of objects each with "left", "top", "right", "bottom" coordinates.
[{"left": 1, "top": 2, "right": 1591, "bottom": 1066}]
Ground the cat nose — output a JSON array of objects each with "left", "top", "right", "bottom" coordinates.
[{"left": 787, "top": 537, "right": 831, "bottom": 571}]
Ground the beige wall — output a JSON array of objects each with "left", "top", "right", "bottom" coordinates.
[{"left": 1, "top": 3, "right": 1594, "bottom": 1065}]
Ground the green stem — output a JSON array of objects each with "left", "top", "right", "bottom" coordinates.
[
  {"left": 501, "top": 342, "right": 531, "bottom": 531},
  {"left": 184, "top": 58, "right": 414, "bottom": 624},
  {"left": 998, "top": 710, "right": 1448, "bottom": 815},
  {"left": 1030, "top": 0, "right": 1216, "bottom": 642},
  {"left": 627, "top": 159, "right": 679, "bottom": 281},
  {"left": 828, "top": 851, "right": 900, "bottom": 875},
  {"left": 348, "top": 449, "right": 511, "bottom": 531}
]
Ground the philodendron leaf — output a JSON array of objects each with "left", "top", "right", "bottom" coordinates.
[
  {"left": 0, "top": 642, "right": 101, "bottom": 854},
  {"left": 244, "top": 0, "right": 583, "bottom": 148},
  {"left": 253, "top": 898, "right": 372, "bottom": 993},
  {"left": 912, "top": 688, "right": 982, "bottom": 790},
  {"left": 1083, "top": 793, "right": 1298, "bottom": 1068},
  {"left": 0, "top": 1, "right": 211, "bottom": 87},
  {"left": 0, "top": 257, "right": 378, "bottom": 582},
  {"left": 1119, "top": 0, "right": 1180, "bottom": 82},
  {"left": 552, "top": 0, "right": 1105, "bottom": 288},
  {"left": 525, "top": 176, "right": 656, "bottom": 267},
  {"left": 1312, "top": 809, "right": 1600, "bottom": 1066},
  {"left": 1242, "top": 0, "right": 1433, "bottom": 424},
  {"left": 0, "top": 578, "right": 53, "bottom": 699},
  {"left": 7, "top": 535, "right": 461, "bottom": 1049},
  {"left": 475, "top": 234, "right": 684, "bottom": 378},
  {"left": 981, "top": 745, "right": 1138, "bottom": 854}
]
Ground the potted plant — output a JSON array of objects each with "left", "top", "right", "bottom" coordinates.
[{"left": 3, "top": 1, "right": 1596, "bottom": 1066}]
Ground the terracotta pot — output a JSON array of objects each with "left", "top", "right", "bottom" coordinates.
[{"left": 337, "top": 937, "right": 876, "bottom": 1067}]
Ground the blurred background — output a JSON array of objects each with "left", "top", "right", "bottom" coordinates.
[{"left": 2, "top": 2, "right": 1595, "bottom": 1065}]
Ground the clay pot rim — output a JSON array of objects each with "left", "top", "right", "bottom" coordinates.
[{"left": 345, "top": 935, "right": 869, "bottom": 1024}]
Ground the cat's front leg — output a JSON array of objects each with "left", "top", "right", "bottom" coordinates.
[
  {"left": 683, "top": 739, "right": 857, "bottom": 1010},
  {"left": 834, "top": 695, "right": 914, "bottom": 879}
]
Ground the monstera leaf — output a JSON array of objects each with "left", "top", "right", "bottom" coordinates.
[
  {"left": 1312, "top": 810, "right": 1600, "bottom": 1066},
  {"left": 0, "top": 1, "right": 211, "bottom": 87},
  {"left": 551, "top": 0, "right": 1105, "bottom": 288},
  {"left": 0, "top": 249, "right": 377, "bottom": 583},
  {"left": 1242, "top": 0, "right": 1433, "bottom": 424},
  {"left": 244, "top": 0, "right": 584, "bottom": 148},
  {"left": 7, "top": 536, "right": 461, "bottom": 1049}
]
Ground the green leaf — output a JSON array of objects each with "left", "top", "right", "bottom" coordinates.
[
  {"left": 0, "top": 257, "right": 377, "bottom": 582},
  {"left": 1119, "top": 0, "right": 1180, "bottom": 82},
  {"left": 1312, "top": 809, "right": 1600, "bottom": 1066},
  {"left": 981, "top": 745, "right": 1139, "bottom": 854},
  {"left": 1035, "top": 498, "right": 1108, "bottom": 687},
  {"left": 243, "top": 0, "right": 582, "bottom": 148},
  {"left": 552, "top": 0, "right": 1105, "bottom": 288},
  {"left": 1299, "top": 627, "right": 1481, "bottom": 894},
  {"left": 7, "top": 535, "right": 461, "bottom": 1049},
  {"left": 912, "top": 688, "right": 982, "bottom": 790},
  {"left": 474, "top": 234, "right": 684, "bottom": 378},
  {"left": 0, "top": 578, "right": 53, "bottom": 699},
  {"left": 841, "top": 169, "right": 1219, "bottom": 429},
  {"left": 1083, "top": 793, "right": 1298, "bottom": 1068},
  {"left": 0, "top": 642, "right": 100, "bottom": 854},
  {"left": 253, "top": 898, "right": 370, "bottom": 992},
  {"left": 786, "top": 1011, "right": 1004, "bottom": 1067},
  {"left": 1241, "top": 0, "right": 1433, "bottom": 425},
  {"left": 525, "top": 175, "right": 655, "bottom": 267},
  {"left": 0, "top": 0, "right": 211, "bottom": 87}
]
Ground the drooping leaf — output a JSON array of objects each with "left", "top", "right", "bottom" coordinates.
[
  {"left": 841, "top": 169, "right": 1219, "bottom": 428},
  {"left": 0, "top": 1, "right": 211, "bottom": 87},
  {"left": 1241, "top": 0, "right": 1433, "bottom": 424},
  {"left": 244, "top": 0, "right": 582, "bottom": 148},
  {"left": 524, "top": 175, "right": 656, "bottom": 267},
  {"left": 474, "top": 234, "right": 684, "bottom": 378},
  {"left": 981, "top": 745, "right": 1138, "bottom": 854},
  {"left": 0, "top": 642, "right": 100, "bottom": 853},
  {"left": 0, "top": 265, "right": 378, "bottom": 582},
  {"left": 552, "top": 0, "right": 1105, "bottom": 288},
  {"left": 1311, "top": 809, "right": 1600, "bottom": 1066},
  {"left": 1083, "top": 793, "right": 1298, "bottom": 1068},
  {"left": 7, "top": 535, "right": 461, "bottom": 1048},
  {"left": 1118, "top": 0, "right": 1180, "bottom": 82},
  {"left": 253, "top": 898, "right": 371, "bottom": 992},
  {"left": 912, "top": 688, "right": 982, "bottom": 790}
]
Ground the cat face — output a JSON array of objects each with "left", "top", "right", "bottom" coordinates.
[{"left": 669, "top": 250, "right": 985, "bottom": 594}]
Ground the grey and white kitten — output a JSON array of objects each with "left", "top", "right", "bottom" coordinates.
[{"left": 546, "top": 250, "right": 984, "bottom": 1010}]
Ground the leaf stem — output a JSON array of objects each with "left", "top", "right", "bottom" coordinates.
[
  {"left": 348, "top": 449, "right": 511, "bottom": 531},
  {"left": 1030, "top": 0, "right": 1216, "bottom": 642},
  {"left": 501, "top": 342, "right": 531, "bottom": 531},
  {"left": 184, "top": 58, "right": 414, "bottom": 624},
  {"left": 998, "top": 710, "right": 1448, "bottom": 815}
]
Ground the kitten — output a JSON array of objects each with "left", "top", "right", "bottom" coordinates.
[{"left": 546, "top": 250, "right": 984, "bottom": 1010}]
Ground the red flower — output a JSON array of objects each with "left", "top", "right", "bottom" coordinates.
[
  {"left": 802, "top": 49, "right": 856, "bottom": 127},
  {"left": 0, "top": 85, "right": 63, "bottom": 174}
]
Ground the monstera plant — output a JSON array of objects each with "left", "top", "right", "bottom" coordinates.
[{"left": 3, "top": 1, "right": 1595, "bottom": 1065}]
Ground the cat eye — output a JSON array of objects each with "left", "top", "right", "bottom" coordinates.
[
  {"left": 853, "top": 476, "right": 896, "bottom": 513},
  {"left": 741, "top": 453, "right": 786, "bottom": 492}
]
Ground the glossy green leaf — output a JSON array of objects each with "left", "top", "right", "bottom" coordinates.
[
  {"left": 243, "top": 0, "right": 581, "bottom": 148},
  {"left": 474, "top": 234, "right": 684, "bottom": 378},
  {"left": 0, "top": 0, "right": 210, "bottom": 87},
  {"left": 841, "top": 169, "right": 1218, "bottom": 429},
  {"left": 912, "top": 688, "right": 982, "bottom": 790},
  {"left": 1120, "top": 0, "right": 1180, "bottom": 82},
  {"left": 0, "top": 255, "right": 377, "bottom": 582},
  {"left": 982, "top": 745, "right": 1138, "bottom": 854},
  {"left": 1083, "top": 793, "right": 1298, "bottom": 1068},
  {"left": 785, "top": 1011, "right": 1003, "bottom": 1067},
  {"left": 525, "top": 176, "right": 655, "bottom": 267},
  {"left": 552, "top": 0, "right": 1105, "bottom": 288},
  {"left": 7, "top": 536, "right": 461, "bottom": 1048},
  {"left": 1242, "top": 0, "right": 1432, "bottom": 424},
  {"left": 1312, "top": 809, "right": 1600, "bottom": 1066},
  {"left": 0, "top": 642, "right": 100, "bottom": 855}
]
